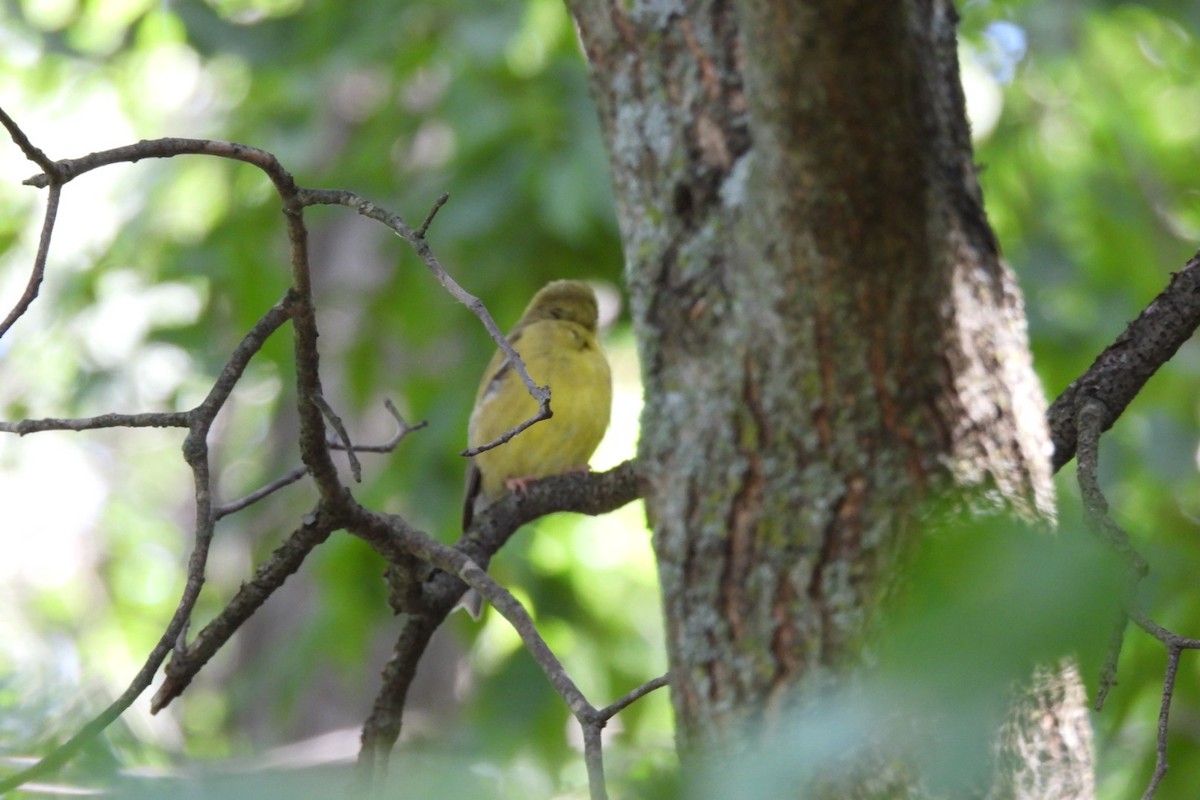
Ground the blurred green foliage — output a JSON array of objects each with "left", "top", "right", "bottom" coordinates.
[
  {"left": 1, "top": 0, "right": 1199, "bottom": 798},
  {"left": 692, "top": 513, "right": 1126, "bottom": 800}
]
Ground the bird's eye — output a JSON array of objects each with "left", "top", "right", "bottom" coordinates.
[{"left": 550, "top": 308, "right": 563, "bottom": 319}]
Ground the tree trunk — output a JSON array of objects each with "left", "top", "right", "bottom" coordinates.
[{"left": 568, "top": 0, "right": 1091, "bottom": 796}]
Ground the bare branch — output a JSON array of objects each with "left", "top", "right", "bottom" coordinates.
[
  {"left": 1130, "top": 612, "right": 1200, "bottom": 651},
  {"left": 215, "top": 402, "right": 425, "bottom": 520},
  {"left": 346, "top": 494, "right": 665, "bottom": 800},
  {"left": 1094, "top": 608, "right": 1128, "bottom": 713},
  {"left": 150, "top": 510, "right": 338, "bottom": 713},
  {"left": 1075, "top": 398, "right": 1147, "bottom": 575},
  {"left": 313, "top": 393, "right": 361, "bottom": 482},
  {"left": 0, "top": 290, "right": 300, "bottom": 789},
  {"left": 416, "top": 191, "right": 449, "bottom": 238},
  {"left": 1073, "top": 389, "right": 1200, "bottom": 800},
  {"left": 0, "top": 411, "right": 190, "bottom": 435},
  {"left": 349, "top": 510, "right": 590, "bottom": 716},
  {"left": 22, "top": 137, "right": 297, "bottom": 196},
  {"left": 215, "top": 466, "right": 309, "bottom": 520},
  {"left": 0, "top": 105, "right": 57, "bottom": 173},
  {"left": 578, "top": 673, "right": 671, "bottom": 800},
  {"left": 0, "top": 183, "right": 60, "bottom": 340},
  {"left": 460, "top": 402, "right": 553, "bottom": 457},
  {"left": 333, "top": 399, "right": 427, "bottom": 453},
  {"left": 582, "top": 724, "right": 609, "bottom": 800},
  {"left": 193, "top": 293, "right": 298, "bottom": 422},
  {"left": 1078, "top": 393, "right": 1148, "bottom": 714},
  {"left": 1141, "top": 645, "right": 1181, "bottom": 800},
  {"left": 358, "top": 462, "right": 642, "bottom": 779},
  {"left": 597, "top": 674, "right": 670, "bottom": 721},
  {"left": 1048, "top": 251, "right": 1200, "bottom": 472},
  {"left": 1079, "top": 395, "right": 1141, "bottom": 712},
  {"left": 281, "top": 204, "right": 342, "bottom": 500}
]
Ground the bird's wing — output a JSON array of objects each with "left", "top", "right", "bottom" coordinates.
[
  {"left": 462, "top": 461, "right": 483, "bottom": 531},
  {"left": 474, "top": 325, "right": 529, "bottom": 406}
]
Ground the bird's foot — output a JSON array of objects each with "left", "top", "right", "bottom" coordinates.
[
  {"left": 505, "top": 475, "right": 539, "bottom": 494},
  {"left": 504, "top": 466, "right": 592, "bottom": 495}
]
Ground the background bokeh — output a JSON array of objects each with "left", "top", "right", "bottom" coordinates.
[{"left": 0, "top": 1, "right": 1197, "bottom": 797}]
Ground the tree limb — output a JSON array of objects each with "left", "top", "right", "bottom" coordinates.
[
  {"left": 340, "top": 468, "right": 657, "bottom": 800},
  {"left": 1048, "top": 251, "right": 1200, "bottom": 472},
  {"left": 149, "top": 509, "right": 339, "bottom": 713},
  {"left": 358, "top": 461, "right": 643, "bottom": 785}
]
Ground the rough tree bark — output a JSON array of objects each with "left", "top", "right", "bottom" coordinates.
[{"left": 567, "top": 1, "right": 1091, "bottom": 797}]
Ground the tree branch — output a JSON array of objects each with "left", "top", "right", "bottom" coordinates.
[
  {"left": 0, "top": 183, "right": 60, "bottom": 340},
  {"left": 597, "top": 674, "right": 670, "bottom": 720},
  {"left": 22, "top": 137, "right": 297, "bottom": 196},
  {"left": 331, "top": 399, "right": 427, "bottom": 454},
  {"left": 358, "top": 462, "right": 643, "bottom": 784},
  {"left": 312, "top": 392, "right": 362, "bottom": 482},
  {"left": 149, "top": 509, "right": 339, "bottom": 713},
  {"left": 298, "top": 187, "right": 553, "bottom": 456},
  {"left": 1073, "top": 387, "right": 1200, "bottom": 800},
  {"left": 340, "top": 468, "right": 657, "bottom": 800},
  {"left": 1048, "top": 251, "right": 1200, "bottom": 472},
  {"left": 0, "top": 411, "right": 190, "bottom": 435},
  {"left": 0, "top": 104, "right": 58, "bottom": 173},
  {"left": 214, "top": 466, "right": 308, "bottom": 520}
]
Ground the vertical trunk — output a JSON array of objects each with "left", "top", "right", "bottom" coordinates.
[{"left": 569, "top": 0, "right": 1089, "bottom": 795}]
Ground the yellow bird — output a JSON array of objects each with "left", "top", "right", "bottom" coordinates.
[{"left": 460, "top": 280, "right": 613, "bottom": 616}]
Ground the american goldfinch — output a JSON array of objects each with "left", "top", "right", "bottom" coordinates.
[{"left": 459, "top": 280, "right": 613, "bottom": 616}]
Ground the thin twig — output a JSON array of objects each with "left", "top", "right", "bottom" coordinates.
[
  {"left": 1076, "top": 393, "right": 1149, "bottom": 714},
  {"left": 0, "top": 104, "right": 57, "bottom": 173},
  {"left": 0, "top": 411, "right": 190, "bottom": 435},
  {"left": 335, "top": 400, "right": 427, "bottom": 453},
  {"left": 416, "top": 192, "right": 449, "bottom": 238},
  {"left": 597, "top": 674, "right": 670, "bottom": 720},
  {"left": 1076, "top": 395, "right": 1146, "bottom": 711},
  {"left": 460, "top": 402, "right": 553, "bottom": 457},
  {"left": 1129, "top": 612, "right": 1200, "bottom": 650},
  {"left": 186, "top": 293, "right": 298, "bottom": 423},
  {"left": 1094, "top": 606, "right": 1129, "bottom": 712},
  {"left": 0, "top": 183, "right": 61, "bottom": 340},
  {"left": 313, "top": 393, "right": 361, "bottom": 482},
  {"left": 215, "top": 466, "right": 309, "bottom": 520},
  {"left": 1141, "top": 646, "right": 1181, "bottom": 800}
]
